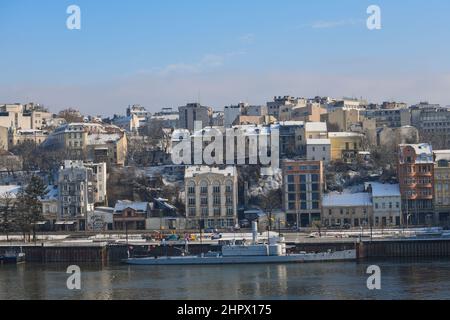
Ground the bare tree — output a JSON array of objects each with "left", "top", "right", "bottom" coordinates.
[
  {"left": 58, "top": 108, "right": 84, "bottom": 123},
  {"left": 259, "top": 189, "right": 282, "bottom": 231}
]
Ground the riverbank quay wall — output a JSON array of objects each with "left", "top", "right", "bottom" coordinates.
[
  {"left": 356, "top": 238, "right": 450, "bottom": 260},
  {"left": 3, "top": 238, "right": 450, "bottom": 263}
]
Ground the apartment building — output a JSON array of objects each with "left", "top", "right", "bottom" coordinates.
[
  {"left": 433, "top": 150, "right": 450, "bottom": 226},
  {"left": 282, "top": 160, "right": 324, "bottom": 228},
  {"left": 306, "top": 139, "right": 331, "bottom": 164},
  {"left": 398, "top": 143, "right": 435, "bottom": 225},
  {"left": 365, "top": 182, "right": 402, "bottom": 227},
  {"left": 184, "top": 166, "right": 238, "bottom": 229},
  {"left": 178, "top": 103, "right": 213, "bottom": 131},
  {"left": 43, "top": 123, "right": 127, "bottom": 165}
]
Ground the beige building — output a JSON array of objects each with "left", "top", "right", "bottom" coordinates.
[
  {"left": 322, "top": 192, "right": 373, "bottom": 227},
  {"left": 185, "top": 166, "right": 238, "bottom": 229},
  {"left": 43, "top": 123, "right": 127, "bottom": 166},
  {"left": 325, "top": 108, "right": 362, "bottom": 132},
  {"left": 328, "top": 132, "right": 364, "bottom": 162},
  {"left": 8, "top": 129, "right": 48, "bottom": 149},
  {"left": 433, "top": 150, "right": 450, "bottom": 226},
  {"left": 179, "top": 103, "right": 213, "bottom": 131}
]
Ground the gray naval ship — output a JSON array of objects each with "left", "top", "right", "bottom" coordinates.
[{"left": 124, "top": 222, "right": 356, "bottom": 265}]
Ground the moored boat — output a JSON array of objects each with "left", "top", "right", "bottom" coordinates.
[
  {"left": 0, "top": 249, "right": 26, "bottom": 264},
  {"left": 124, "top": 222, "right": 356, "bottom": 266}
]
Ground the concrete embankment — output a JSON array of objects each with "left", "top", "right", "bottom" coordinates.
[{"left": 3, "top": 238, "right": 450, "bottom": 263}]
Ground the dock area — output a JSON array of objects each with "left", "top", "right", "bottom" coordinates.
[{"left": 2, "top": 235, "right": 450, "bottom": 263}]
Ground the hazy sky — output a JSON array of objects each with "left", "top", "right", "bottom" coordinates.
[{"left": 1, "top": 0, "right": 450, "bottom": 115}]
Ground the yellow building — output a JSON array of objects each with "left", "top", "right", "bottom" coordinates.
[{"left": 328, "top": 132, "right": 364, "bottom": 162}]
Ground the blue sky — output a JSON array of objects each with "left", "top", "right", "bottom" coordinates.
[{"left": 1, "top": 0, "right": 450, "bottom": 114}]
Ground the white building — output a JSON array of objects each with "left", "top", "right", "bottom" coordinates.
[
  {"left": 307, "top": 139, "right": 331, "bottom": 164},
  {"left": 366, "top": 182, "right": 402, "bottom": 227},
  {"left": 185, "top": 166, "right": 238, "bottom": 229}
]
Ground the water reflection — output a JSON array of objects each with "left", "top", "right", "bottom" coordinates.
[{"left": 1, "top": 260, "right": 450, "bottom": 300}]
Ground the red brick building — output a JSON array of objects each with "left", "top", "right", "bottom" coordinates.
[{"left": 398, "top": 144, "right": 435, "bottom": 225}]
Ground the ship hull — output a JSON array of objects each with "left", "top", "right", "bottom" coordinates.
[{"left": 124, "top": 250, "right": 356, "bottom": 265}]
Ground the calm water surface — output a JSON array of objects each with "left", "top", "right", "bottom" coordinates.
[{"left": 1, "top": 260, "right": 450, "bottom": 300}]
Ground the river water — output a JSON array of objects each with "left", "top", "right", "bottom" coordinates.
[{"left": 1, "top": 259, "right": 450, "bottom": 300}]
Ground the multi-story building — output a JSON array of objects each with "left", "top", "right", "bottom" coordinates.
[
  {"left": 267, "top": 96, "right": 306, "bottom": 119},
  {"left": 282, "top": 160, "right": 324, "bottom": 227},
  {"left": 328, "top": 132, "right": 364, "bottom": 163},
  {"left": 398, "top": 143, "right": 435, "bottom": 225},
  {"left": 84, "top": 162, "right": 107, "bottom": 205},
  {"left": 410, "top": 103, "right": 450, "bottom": 148},
  {"left": 224, "top": 103, "right": 244, "bottom": 128},
  {"left": 184, "top": 166, "right": 238, "bottom": 229},
  {"left": 306, "top": 139, "right": 331, "bottom": 164},
  {"left": 8, "top": 129, "right": 48, "bottom": 149},
  {"left": 58, "top": 160, "right": 95, "bottom": 231},
  {"left": 325, "top": 108, "right": 362, "bottom": 132},
  {"left": 365, "top": 182, "right": 402, "bottom": 227},
  {"left": 363, "top": 107, "right": 411, "bottom": 128},
  {"left": 278, "top": 121, "right": 304, "bottom": 157},
  {"left": 0, "top": 103, "right": 53, "bottom": 130},
  {"left": 178, "top": 103, "right": 213, "bottom": 131},
  {"left": 322, "top": 192, "right": 373, "bottom": 228},
  {"left": 433, "top": 150, "right": 450, "bottom": 226},
  {"left": 43, "top": 123, "right": 127, "bottom": 165}
]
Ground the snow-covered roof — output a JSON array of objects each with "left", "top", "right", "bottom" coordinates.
[
  {"left": 328, "top": 132, "right": 364, "bottom": 138},
  {"left": 399, "top": 143, "right": 433, "bottom": 163},
  {"left": 87, "top": 133, "right": 121, "bottom": 145},
  {"left": 307, "top": 139, "right": 330, "bottom": 145},
  {"left": 0, "top": 185, "right": 21, "bottom": 198},
  {"left": 278, "top": 121, "right": 305, "bottom": 127},
  {"left": 185, "top": 166, "right": 236, "bottom": 178},
  {"left": 305, "top": 122, "right": 327, "bottom": 132},
  {"left": 434, "top": 150, "right": 450, "bottom": 162},
  {"left": 322, "top": 192, "right": 372, "bottom": 207},
  {"left": 114, "top": 200, "right": 149, "bottom": 213},
  {"left": 366, "top": 183, "right": 400, "bottom": 197}
]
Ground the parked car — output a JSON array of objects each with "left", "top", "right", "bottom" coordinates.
[
  {"left": 211, "top": 233, "right": 222, "bottom": 240},
  {"left": 204, "top": 228, "right": 218, "bottom": 234}
]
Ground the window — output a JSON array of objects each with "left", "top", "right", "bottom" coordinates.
[{"left": 287, "top": 175, "right": 295, "bottom": 183}]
